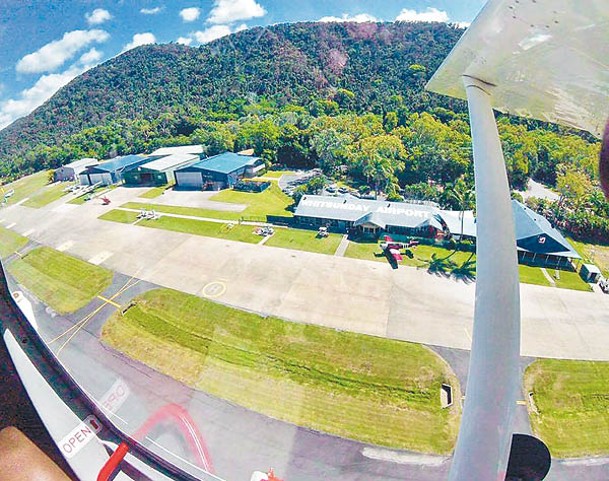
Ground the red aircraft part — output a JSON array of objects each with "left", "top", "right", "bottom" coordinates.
[{"left": 97, "top": 403, "right": 214, "bottom": 481}]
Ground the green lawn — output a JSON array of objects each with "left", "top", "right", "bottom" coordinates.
[
  {"left": 518, "top": 265, "right": 552, "bottom": 287},
  {"left": 102, "top": 288, "right": 461, "bottom": 453},
  {"left": 552, "top": 269, "right": 593, "bottom": 292},
  {"left": 265, "top": 228, "right": 343, "bottom": 255},
  {"left": 138, "top": 216, "right": 260, "bottom": 243},
  {"left": 345, "top": 241, "right": 476, "bottom": 269},
  {"left": 22, "top": 182, "right": 72, "bottom": 208},
  {"left": 525, "top": 359, "right": 609, "bottom": 457},
  {"left": 569, "top": 238, "right": 609, "bottom": 278},
  {"left": 0, "top": 226, "right": 28, "bottom": 259},
  {"left": 120, "top": 202, "right": 242, "bottom": 221},
  {"left": 98, "top": 209, "right": 140, "bottom": 224},
  {"left": 1, "top": 171, "right": 52, "bottom": 205},
  {"left": 211, "top": 183, "right": 294, "bottom": 218},
  {"left": 7, "top": 247, "right": 113, "bottom": 314}
]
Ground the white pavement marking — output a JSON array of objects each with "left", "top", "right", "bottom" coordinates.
[
  {"left": 561, "top": 457, "right": 609, "bottom": 466},
  {"left": 257, "top": 234, "right": 271, "bottom": 245},
  {"left": 14, "top": 198, "right": 29, "bottom": 206},
  {"left": 5, "top": 222, "right": 16, "bottom": 229},
  {"left": 361, "top": 447, "right": 448, "bottom": 466},
  {"left": 88, "top": 251, "right": 113, "bottom": 265},
  {"left": 22, "top": 228, "right": 35, "bottom": 237},
  {"left": 56, "top": 240, "right": 74, "bottom": 252},
  {"left": 334, "top": 234, "right": 350, "bottom": 256},
  {"left": 201, "top": 281, "right": 227, "bottom": 299},
  {"left": 541, "top": 267, "right": 556, "bottom": 285}
]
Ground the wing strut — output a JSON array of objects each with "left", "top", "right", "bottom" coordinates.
[{"left": 448, "top": 76, "right": 521, "bottom": 481}]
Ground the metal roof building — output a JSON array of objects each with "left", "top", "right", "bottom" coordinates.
[
  {"left": 295, "top": 195, "right": 444, "bottom": 237},
  {"left": 123, "top": 153, "right": 199, "bottom": 186},
  {"left": 175, "top": 152, "right": 264, "bottom": 191},
  {"left": 512, "top": 200, "right": 580, "bottom": 261},
  {"left": 79, "top": 155, "right": 155, "bottom": 186},
  {"left": 54, "top": 158, "right": 97, "bottom": 182}
]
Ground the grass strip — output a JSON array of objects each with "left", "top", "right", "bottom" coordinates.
[{"left": 102, "top": 288, "right": 461, "bottom": 453}]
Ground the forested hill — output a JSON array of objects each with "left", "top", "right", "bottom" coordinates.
[{"left": 0, "top": 21, "right": 464, "bottom": 177}]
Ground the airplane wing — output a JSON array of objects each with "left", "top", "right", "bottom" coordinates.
[{"left": 426, "top": 0, "right": 609, "bottom": 138}]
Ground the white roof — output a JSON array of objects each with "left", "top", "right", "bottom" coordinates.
[
  {"left": 440, "top": 210, "right": 477, "bottom": 238},
  {"left": 63, "top": 157, "right": 97, "bottom": 169},
  {"left": 426, "top": 0, "right": 609, "bottom": 137},
  {"left": 151, "top": 145, "right": 204, "bottom": 156},
  {"left": 141, "top": 153, "right": 198, "bottom": 172}
]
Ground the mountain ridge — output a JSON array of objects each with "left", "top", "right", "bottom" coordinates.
[{"left": 0, "top": 21, "right": 465, "bottom": 177}]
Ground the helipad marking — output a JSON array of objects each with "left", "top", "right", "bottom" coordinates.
[
  {"left": 88, "top": 251, "right": 113, "bottom": 265},
  {"left": 201, "top": 281, "right": 227, "bottom": 299},
  {"left": 6, "top": 222, "right": 16, "bottom": 229},
  {"left": 56, "top": 240, "right": 74, "bottom": 252},
  {"left": 59, "top": 415, "right": 102, "bottom": 458}
]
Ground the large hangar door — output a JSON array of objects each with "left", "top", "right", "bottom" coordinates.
[{"left": 176, "top": 172, "right": 202, "bottom": 189}]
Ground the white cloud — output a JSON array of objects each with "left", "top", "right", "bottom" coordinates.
[
  {"left": 208, "top": 0, "right": 265, "bottom": 25},
  {"left": 85, "top": 8, "right": 112, "bottom": 25},
  {"left": 122, "top": 32, "right": 157, "bottom": 51},
  {"left": 319, "top": 13, "right": 378, "bottom": 23},
  {"left": 140, "top": 6, "right": 162, "bottom": 15},
  {"left": 0, "top": 63, "right": 92, "bottom": 130},
  {"left": 79, "top": 47, "right": 102, "bottom": 65},
  {"left": 454, "top": 21, "right": 471, "bottom": 29},
  {"left": 235, "top": 23, "right": 248, "bottom": 32},
  {"left": 177, "top": 36, "right": 192, "bottom": 46},
  {"left": 395, "top": 7, "right": 449, "bottom": 23},
  {"left": 16, "top": 29, "right": 109, "bottom": 74},
  {"left": 193, "top": 25, "right": 232, "bottom": 43},
  {"left": 180, "top": 7, "right": 201, "bottom": 22}
]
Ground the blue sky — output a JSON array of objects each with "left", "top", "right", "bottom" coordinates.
[{"left": 0, "top": 0, "right": 486, "bottom": 129}]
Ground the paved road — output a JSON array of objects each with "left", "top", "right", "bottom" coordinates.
[{"left": 1, "top": 187, "right": 608, "bottom": 361}]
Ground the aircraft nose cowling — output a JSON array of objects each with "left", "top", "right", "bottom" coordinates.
[{"left": 601, "top": 119, "right": 609, "bottom": 199}]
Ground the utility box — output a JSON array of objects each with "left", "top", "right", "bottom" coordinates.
[{"left": 581, "top": 264, "right": 602, "bottom": 283}]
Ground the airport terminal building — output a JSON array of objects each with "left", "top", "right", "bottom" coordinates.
[
  {"left": 294, "top": 195, "right": 581, "bottom": 266},
  {"left": 294, "top": 195, "right": 446, "bottom": 238}
]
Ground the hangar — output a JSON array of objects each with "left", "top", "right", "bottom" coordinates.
[
  {"left": 54, "top": 158, "right": 97, "bottom": 182},
  {"left": 174, "top": 152, "right": 265, "bottom": 190},
  {"left": 123, "top": 153, "right": 199, "bottom": 186},
  {"left": 79, "top": 155, "right": 154, "bottom": 186}
]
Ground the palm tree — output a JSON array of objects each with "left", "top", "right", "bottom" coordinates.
[
  {"left": 451, "top": 255, "right": 477, "bottom": 283},
  {"left": 444, "top": 177, "right": 475, "bottom": 247},
  {"left": 419, "top": 253, "right": 456, "bottom": 277}
]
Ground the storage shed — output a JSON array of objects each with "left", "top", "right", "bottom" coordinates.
[{"left": 54, "top": 158, "right": 97, "bottom": 182}]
